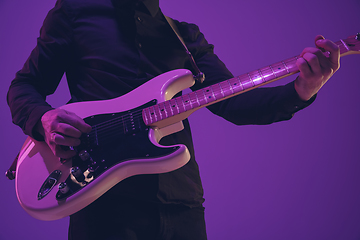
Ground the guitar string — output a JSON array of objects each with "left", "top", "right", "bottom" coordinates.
[
  {"left": 86, "top": 56, "right": 300, "bottom": 134},
  {"left": 85, "top": 95, "right": 195, "bottom": 139},
  {"left": 85, "top": 92, "right": 192, "bottom": 133},
  {"left": 88, "top": 111, "right": 143, "bottom": 132},
  {"left": 85, "top": 56, "right": 301, "bottom": 134},
  {"left": 81, "top": 41, "right": 359, "bottom": 140},
  {"left": 85, "top": 62, "right": 292, "bottom": 137},
  {"left": 85, "top": 77, "right": 249, "bottom": 139},
  {"left": 84, "top": 89, "right": 205, "bottom": 134},
  {"left": 88, "top": 85, "right": 224, "bottom": 135}
]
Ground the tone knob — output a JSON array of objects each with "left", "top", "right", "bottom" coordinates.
[
  {"left": 58, "top": 182, "right": 69, "bottom": 194},
  {"left": 71, "top": 166, "right": 85, "bottom": 182},
  {"left": 86, "top": 166, "right": 95, "bottom": 179},
  {"left": 78, "top": 150, "right": 90, "bottom": 161}
]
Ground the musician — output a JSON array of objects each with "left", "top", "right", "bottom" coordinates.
[{"left": 7, "top": 0, "right": 340, "bottom": 239}]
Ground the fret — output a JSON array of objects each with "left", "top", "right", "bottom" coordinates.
[
  {"left": 258, "top": 69, "right": 265, "bottom": 83},
  {"left": 282, "top": 61, "right": 290, "bottom": 73},
  {"left": 340, "top": 39, "right": 350, "bottom": 51},
  {"left": 201, "top": 89, "right": 209, "bottom": 104},
  {"left": 153, "top": 104, "right": 163, "bottom": 120},
  {"left": 210, "top": 86, "right": 217, "bottom": 101},
  {"left": 203, "top": 86, "right": 216, "bottom": 103},
  {"left": 186, "top": 93, "right": 193, "bottom": 108},
  {"left": 158, "top": 102, "right": 168, "bottom": 118},
  {"left": 148, "top": 105, "right": 157, "bottom": 122},
  {"left": 294, "top": 55, "right": 299, "bottom": 61},
  {"left": 219, "top": 80, "right": 234, "bottom": 97},
  {"left": 260, "top": 67, "right": 275, "bottom": 82},
  {"left": 170, "top": 98, "right": 180, "bottom": 115},
  {"left": 196, "top": 89, "right": 208, "bottom": 105},
  {"left": 248, "top": 70, "right": 263, "bottom": 86},
  {"left": 164, "top": 99, "right": 173, "bottom": 116},
  {"left": 247, "top": 73, "right": 255, "bottom": 87},
  {"left": 238, "top": 74, "right": 254, "bottom": 90},
  {"left": 227, "top": 79, "right": 235, "bottom": 94},
  {"left": 146, "top": 107, "right": 152, "bottom": 124},
  {"left": 147, "top": 108, "right": 153, "bottom": 125},
  {"left": 273, "top": 62, "right": 287, "bottom": 78},
  {"left": 284, "top": 57, "right": 298, "bottom": 73},
  {"left": 194, "top": 91, "right": 201, "bottom": 106},
  {"left": 338, "top": 42, "right": 348, "bottom": 54},
  {"left": 211, "top": 83, "right": 222, "bottom": 100},
  {"left": 269, "top": 64, "right": 277, "bottom": 78},
  {"left": 175, "top": 96, "right": 186, "bottom": 113},
  {"left": 143, "top": 108, "right": 149, "bottom": 125},
  {"left": 232, "top": 77, "right": 244, "bottom": 92},
  {"left": 181, "top": 94, "right": 192, "bottom": 110},
  {"left": 189, "top": 92, "right": 200, "bottom": 108},
  {"left": 218, "top": 82, "right": 225, "bottom": 98}
]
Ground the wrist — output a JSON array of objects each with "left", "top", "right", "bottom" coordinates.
[
  {"left": 294, "top": 77, "right": 314, "bottom": 101},
  {"left": 35, "top": 118, "right": 45, "bottom": 138}
]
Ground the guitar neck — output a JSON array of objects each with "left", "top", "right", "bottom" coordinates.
[{"left": 143, "top": 35, "right": 359, "bottom": 128}]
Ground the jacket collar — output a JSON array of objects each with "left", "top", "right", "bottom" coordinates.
[
  {"left": 142, "top": 0, "right": 159, "bottom": 17},
  {"left": 112, "top": 0, "right": 160, "bottom": 17}
]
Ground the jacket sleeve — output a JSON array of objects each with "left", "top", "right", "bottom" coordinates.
[
  {"left": 180, "top": 22, "right": 315, "bottom": 125},
  {"left": 7, "top": 0, "right": 73, "bottom": 140}
]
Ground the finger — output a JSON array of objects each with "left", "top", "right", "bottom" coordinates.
[
  {"left": 56, "top": 122, "right": 83, "bottom": 138},
  {"left": 314, "top": 35, "right": 325, "bottom": 51},
  {"left": 41, "top": 109, "right": 91, "bottom": 134},
  {"left": 300, "top": 47, "right": 333, "bottom": 72},
  {"left": 303, "top": 52, "right": 322, "bottom": 76},
  {"left": 300, "top": 47, "right": 329, "bottom": 63},
  {"left": 314, "top": 35, "right": 325, "bottom": 42},
  {"left": 315, "top": 38, "right": 340, "bottom": 69},
  {"left": 63, "top": 111, "right": 92, "bottom": 133},
  {"left": 296, "top": 57, "right": 312, "bottom": 77},
  {"left": 47, "top": 133, "right": 77, "bottom": 158},
  {"left": 53, "top": 145, "right": 77, "bottom": 159},
  {"left": 51, "top": 132, "right": 81, "bottom": 146}
]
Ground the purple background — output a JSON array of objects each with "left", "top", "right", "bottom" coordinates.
[{"left": 1, "top": 0, "right": 360, "bottom": 239}]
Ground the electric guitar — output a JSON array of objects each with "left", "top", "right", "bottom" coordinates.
[{"left": 15, "top": 34, "right": 360, "bottom": 221}]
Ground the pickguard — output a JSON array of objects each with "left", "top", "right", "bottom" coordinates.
[{"left": 44, "top": 100, "right": 179, "bottom": 201}]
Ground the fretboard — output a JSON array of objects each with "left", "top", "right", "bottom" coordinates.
[{"left": 142, "top": 39, "right": 352, "bottom": 127}]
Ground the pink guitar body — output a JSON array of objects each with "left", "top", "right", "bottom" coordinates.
[{"left": 16, "top": 69, "right": 195, "bottom": 221}]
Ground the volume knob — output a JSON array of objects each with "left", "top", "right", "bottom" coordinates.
[
  {"left": 58, "top": 182, "right": 69, "bottom": 194},
  {"left": 71, "top": 166, "right": 85, "bottom": 182},
  {"left": 78, "top": 150, "right": 90, "bottom": 161}
]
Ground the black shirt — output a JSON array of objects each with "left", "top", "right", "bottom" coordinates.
[{"left": 7, "top": 0, "right": 314, "bottom": 207}]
